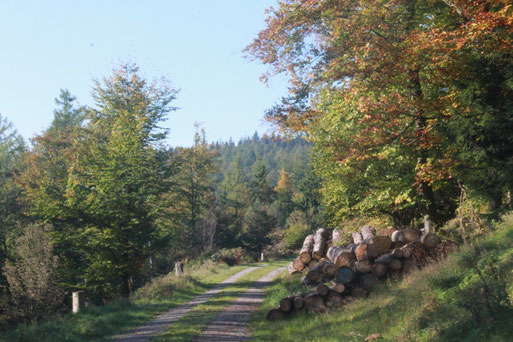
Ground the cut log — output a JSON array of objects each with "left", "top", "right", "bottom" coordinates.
[
  {"left": 375, "top": 252, "right": 394, "bottom": 264},
  {"left": 355, "top": 243, "right": 369, "bottom": 261},
  {"left": 402, "top": 258, "right": 417, "bottom": 274},
  {"left": 355, "top": 260, "right": 373, "bottom": 273},
  {"left": 321, "top": 260, "right": 337, "bottom": 277},
  {"left": 331, "top": 282, "right": 345, "bottom": 294},
  {"left": 304, "top": 293, "right": 328, "bottom": 313},
  {"left": 279, "top": 295, "right": 294, "bottom": 312},
  {"left": 335, "top": 266, "right": 355, "bottom": 284},
  {"left": 389, "top": 258, "right": 402, "bottom": 271},
  {"left": 293, "top": 295, "right": 305, "bottom": 310},
  {"left": 391, "top": 248, "right": 403, "bottom": 259},
  {"left": 366, "top": 235, "right": 392, "bottom": 259},
  {"left": 346, "top": 243, "right": 358, "bottom": 253},
  {"left": 421, "top": 233, "right": 440, "bottom": 249},
  {"left": 299, "top": 234, "right": 315, "bottom": 264},
  {"left": 312, "top": 229, "right": 328, "bottom": 260},
  {"left": 316, "top": 284, "right": 329, "bottom": 296},
  {"left": 371, "top": 263, "right": 387, "bottom": 278},
  {"left": 318, "top": 228, "right": 331, "bottom": 239},
  {"left": 391, "top": 241, "right": 407, "bottom": 249},
  {"left": 401, "top": 244, "right": 412, "bottom": 259},
  {"left": 403, "top": 228, "right": 421, "bottom": 242},
  {"left": 327, "top": 246, "right": 356, "bottom": 267},
  {"left": 288, "top": 257, "right": 305, "bottom": 275},
  {"left": 360, "top": 273, "right": 379, "bottom": 291},
  {"left": 326, "top": 290, "right": 344, "bottom": 308},
  {"left": 308, "top": 259, "right": 319, "bottom": 269},
  {"left": 352, "top": 231, "right": 364, "bottom": 244},
  {"left": 304, "top": 262, "right": 324, "bottom": 284},
  {"left": 332, "top": 228, "right": 344, "bottom": 244},
  {"left": 266, "top": 308, "right": 285, "bottom": 321},
  {"left": 391, "top": 230, "right": 406, "bottom": 243},
  {"left": 361, "top": 225, "right": 376, "bottom": 240}
]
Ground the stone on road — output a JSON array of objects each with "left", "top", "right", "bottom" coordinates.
[
  {"left": 195, "top": 266, "right": 287, "bottom": 342},
  {"left": 112, "top": 266, "right": 262, "bottom": 342}
]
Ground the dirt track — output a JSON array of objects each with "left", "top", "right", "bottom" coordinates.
[
  {"left": 112, "top": 266, "right": 262, "bottom": 342},
  {"left": 194, "top": 266, "right": 286, "bottom": 342}
]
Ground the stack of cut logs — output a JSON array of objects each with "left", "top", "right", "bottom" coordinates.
[{"left": 269, "top": 225, "right": 443, "bottom": 320}]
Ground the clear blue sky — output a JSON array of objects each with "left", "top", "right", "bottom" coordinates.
[{"left": 0, "top": 0, "right": 286, "bottom": 147}]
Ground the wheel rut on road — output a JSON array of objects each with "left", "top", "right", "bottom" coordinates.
[
  {"left": 112, "top": 266, "right": 262, "bottom": 342},
  {"left": 194, "top": 266, "right": 287, "bottom": 342}
]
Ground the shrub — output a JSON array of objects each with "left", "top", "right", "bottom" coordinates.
[
  {"left": 282, "top": 210, "right": 311, "bottom": 250},
  {"left": 3, "top": 224, "right": 65, "bottom": 323}
]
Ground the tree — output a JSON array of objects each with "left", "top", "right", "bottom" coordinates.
[
  {"left": 273, "top": 169, "right": 295, "bottom": 227},
  {"left": 0, "top": 115, "right": 25, "bottom": 279},
  {"left": 167, "top": 126, "right": 218, "bottom": 258},
  {"left": 247, "top": 0, "right": 513, "bottom": 225},
  {"left": 65, "top": 63, "right": 177, "bottom": 298}
]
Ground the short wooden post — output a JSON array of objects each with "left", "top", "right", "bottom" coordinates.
[
  {"left": 175, "top": 261, "right": 184, "bottom": 276},
  {"left": 72, "top": 291, "right": 85, "bottom": 314},
  {"left": 424, "top": 214, "right": 433, "bottom": 234},
  {"left": 260, "top": 252, "right": 265, "bottom": 262}
]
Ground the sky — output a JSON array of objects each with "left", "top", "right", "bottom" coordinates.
[{"left": 0, "top": 0, "right": 287, "bottom": 147}]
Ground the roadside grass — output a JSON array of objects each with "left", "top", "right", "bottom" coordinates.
[
  {"left": 0, "top": 260, "right": 251, "bottom": 342},
  {"left": 154, "top": 260, "right": 289, "bottom": 342},
  {"left": 250, "top": 214, "right": 513, "bottom": 342}
]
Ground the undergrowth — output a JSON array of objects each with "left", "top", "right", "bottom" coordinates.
[
  {"left": 250, "top": 213, "right": 513, "bottom": 342},
  {"left": 0, "top": 260, "right": 248, "bottom": 342}
]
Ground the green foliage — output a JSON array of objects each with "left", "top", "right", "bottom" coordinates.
[
  {"left": 282, "top": 210, "right": 310, "bottom": 250},
  {"left": 3, "top": 224, "right": 64, "bottom": 323},
  {"left": 0, "top": 115, "right": 25, "bottom": 266},
  {"left": 241, "top": 203, "right": 276, "bottom": 252}
]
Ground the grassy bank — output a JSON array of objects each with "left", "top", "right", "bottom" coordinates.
[
  {"left": 1, "top": 260, "right": 251, "bottom": 342},
  {"left": 155, "top": 260, "right": 289, "bottom": 341},
  {"left": 250, "top": 214, "right": 513, "bottom": 342}
]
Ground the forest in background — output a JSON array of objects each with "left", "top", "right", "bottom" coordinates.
[{"left": 0, "top": 65, "right": 320, "bottom": 327}]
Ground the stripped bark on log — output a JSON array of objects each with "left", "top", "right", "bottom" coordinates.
[
  {"left": 391, "top": 230, "right": 406, "bottom": 242},
  {"left": 313, "top": 229, "right": 328, "bottom": 260},
  {"left": 361, "top": 225, "right": 376, "bottom": 240},
  {"left": 327, "top": 245, "right": 355, "bottom": 267},
  {"left": 352, "top": 231, "right": 363, "bottom": 244},
  {"left": 299, "top": 234, "right": 315, "bottom": 264},
  {"left": 332, "top": 228, "right": 344, "bottom": 244}
]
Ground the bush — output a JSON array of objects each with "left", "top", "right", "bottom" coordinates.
[
  {"left": 282, "top": 210, "right": 311, "bottom": 250},
  {"left": 210, "top": 248, "right": 255, "bottom": 265},
  {"left": 3, "top": 224, "right": 65, "bottom": 323}
]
